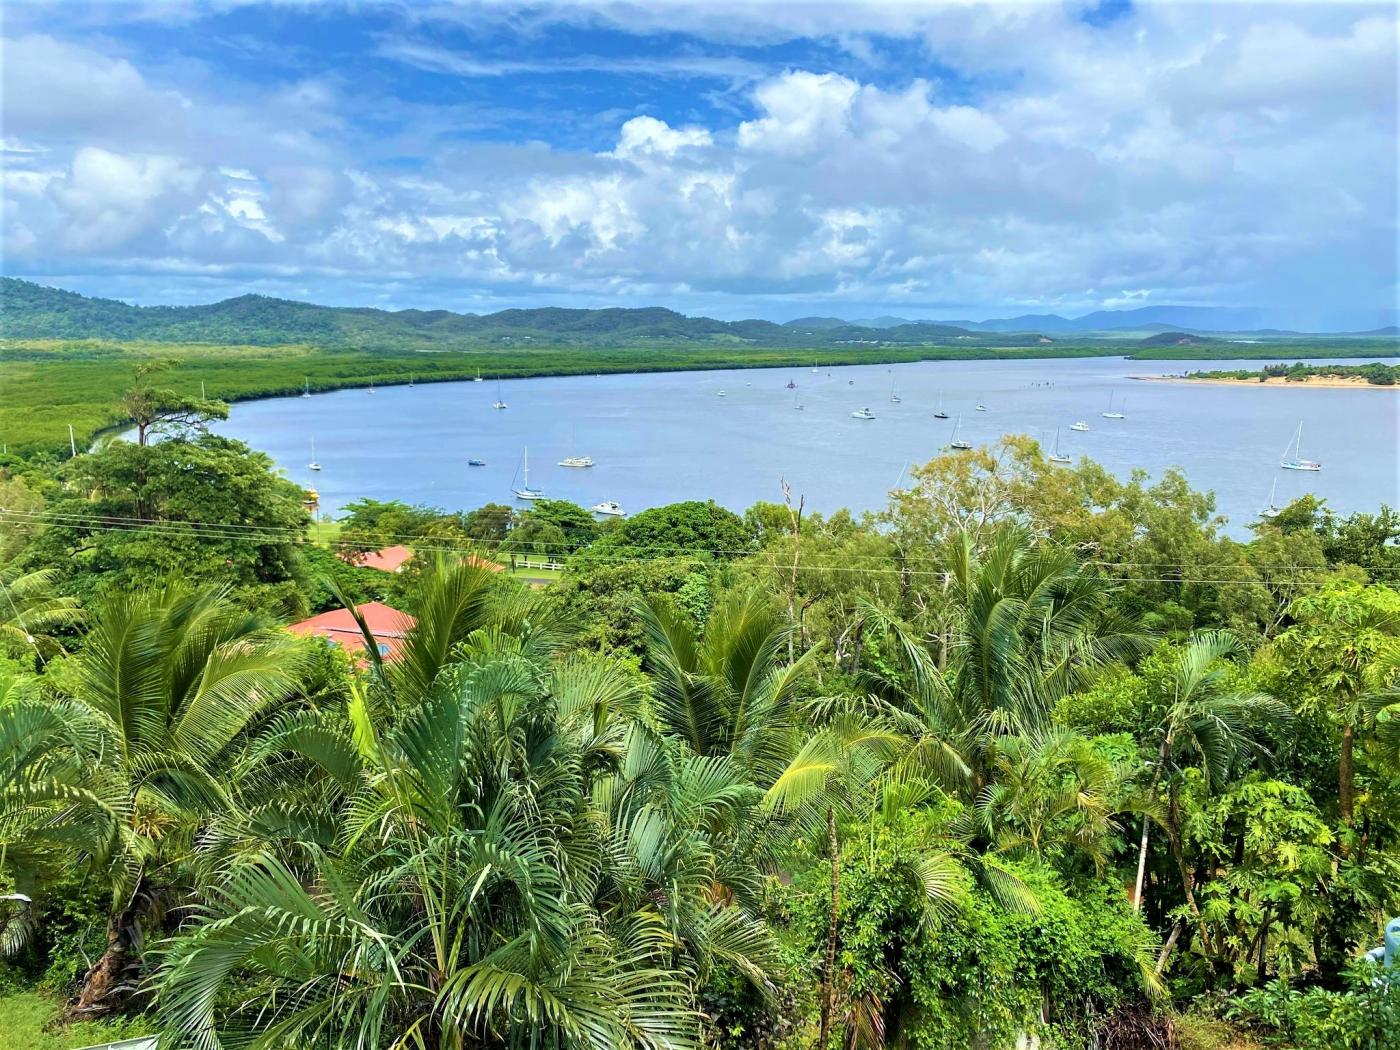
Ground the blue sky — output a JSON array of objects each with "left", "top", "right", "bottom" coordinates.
[{"left": 2, "top": 1, "right": 1396, "bottom": 328}]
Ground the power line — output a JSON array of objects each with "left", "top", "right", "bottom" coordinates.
[
  {"left": 1, "top": 508, "right": 1390, "bottom": 587},
  {"left": 2, "top": 505, "right": 1395, "bottom": 575}
]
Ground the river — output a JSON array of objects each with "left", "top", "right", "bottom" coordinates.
[{"left": 214, "top": 356, "right": 1399, "bottom": 535}]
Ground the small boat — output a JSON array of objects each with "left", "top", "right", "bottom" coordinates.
[
  {"left": 513, "top": 447, "right": 545, "bottom": 500},
  {"left": 889, "top": 378, "right": 901, "bottom": 404},
  {"left": 473, "top": 369, "right": 484, "bottom": 383},
  {"left": 793, "top": 390, "right": 804, "bottom": 411},
  {"left": 592, "top": 500, "right": 625, "bottom": 517},
  {"left": 811, "top": 361, "right": 820, "bottom": 373},
  {"left": 302, "top": 377, "right": 312, "bottom": 399},
  {"left": 933, "top": 393, "right": 949, "bottom": 420},
  {"left": 1048, "top": 429, "right": 1071, "bottom": 465},
  {"left": 949, "top": 415, "right": 972, "bottom": 451},
  {"left": 1070, "top": 420, "right": 1090, "bottom": 432},
  {"left": 492, "top": 380, "right": 508, "bottom": 410},
  {"left": 851, "top": 407, "right": 876, "bottom": 420},
  {"left": 975, "top": 403, "right": 986, "bottom": 412},
  {"left": 468, "top": 458, "right": 486, "bottom": 467},
  {"left": 786, "top": 379, "right": 797, "bottom": 390},
  {"left": 368, "top": 377, "right": 376, "bottom": 394},
  {"left": 308, "top": 438, "right": 321, "bottom": 471},
  {"left": 717, "top": 390, "right": 727, "bottom": 398},
  {"left": 1260, "top": 477, "right": 1280, "bottom": 517},
  {"left": 1102, "top": 391, "right": 1125, "bottom": 419},
  {"left": 559, "top": 456, "right": 594, "bottom": 468},
  {"left": 1280, "top": 422, "right": 1320, "bottom": 471}
]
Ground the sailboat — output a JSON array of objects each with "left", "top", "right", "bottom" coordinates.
[
  {"left": 308, "top": 439, "right": 321, "bottom": 471},
  {"left": 1280, "top": 422, "right": 1321, "bottom": 471},
  {"left": 786, "top": 379, "right": 797, "bottom": 389},
  {"left": 811, "top": 360, "right": 820, "bottom": 373},
  {"left": 975, "top": 402, "right": 986, "bottom": 412},
  {"left": 889, "top": 377, "right": 902, "bottom": 404},
  {"left": 933, "top": 394, "right": 949, "bottom": 420},
  {"left": 513, "top": 447, "right": 545, "bottom": 500},
  {"left": 473, "top": 369, "right": 484, "bottom": 383},
  {"left": 793, "top": 389, "right": 804, "bottom": 411},
  {"left": 1048, "top": 429, "right": 1071, "bottom": 464},
  {"left": 851, "top": 406, "right": 876, "bottom": 420},
  {"left": 492, "top": 380, "right": 508, "bottom": 410},
  {"left": 368, "top": 377, "right": 375, "bottom": 394},
  {"left": 1102, "top": 391, "right": 1125, "bottom": 419},
  {"left": 301, "top": 377, "right": 311, "bottom": 399},
  {"left": 1260, "top": 477, "right": 1281, "bottom": 517},
  {"left": 949, "top": 415, "right": 972, "bottom": 451}
]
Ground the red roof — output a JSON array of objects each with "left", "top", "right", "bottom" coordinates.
[
  {"left": 288, "top": 601, "right": 416, "bottom": 662},
  {"left": 344, "top": 545, "right": 415, "bottom": 572}
]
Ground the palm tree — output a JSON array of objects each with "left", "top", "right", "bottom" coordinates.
[
  {"left": 1128, "top": 631, "right": 1289, "bottom": 932},
  {"left": 0, "top": 566, "right": 82, "bottom": 659},
  {"left": 0, "top": 582, "right": 304, "bottom": 1014},
  {"left": 639, "top": 588, "right": 819, "bottom": 785},
  {"left": 157, "top": 638, "right": 780, "bottom": 1047}
]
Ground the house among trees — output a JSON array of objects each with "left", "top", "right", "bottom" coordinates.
[
  {"left": 341, "top": 544, "right": 415, "bottom": 572},
  {"left": 288, "top": 601, "right": 416, "bottom": 661}
]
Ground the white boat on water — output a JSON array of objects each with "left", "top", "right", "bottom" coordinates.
[
  {"left": 949, "top": 415, "right": 972, "bottom": 450},
  {"left": 1280, "top": 422, "right": 1321, "bottom": 471},
  {"left": 473, "top": 369, "right": 484, "bottom": 382},
  {"left": 890, "top": 377, "right": 902, "bottom": 403},
  {"left": 513, "top": 447, "right": 545, "bottom": 500},
  {"left": 308, "top": 438, "right": 321, "bottom": 471},
  {"left": 1260, "top": 477, "right": 1281, "bottom": 517},
  {"left": 492, "top": 380, "right": 508, "bottom": 410},
  {"left": 851, "top": 407, "right": 876, "bottom": 420},
  {"left": 1102, "top": 391, "right": 1125, "bottom": 419},
  {"left": 811, "top": 361, "right": 820, "bottom": 373},
  {"left": 1070, "top": 420, "right": 1090, "bottom": 432},
  {"left": 302, "top": 377, "right": 312, "bottom": 399},
  {"left": 559, "top": 456, "right": 594, "bottom": 468},
  {"left": 975, "top": 403, "right": 986, "bottom": 412},
  {"left": 933, "top": 393, "right": 948, "bottom": 419},
  {"left": 592, "top": 500, "right": 625, "bottom": 517},
  {"left": 717, "top": 390, "right": 727, "bottom": 398},
  {"left": 1048, "top": 429, "right": 1071, "bottom": 464}
]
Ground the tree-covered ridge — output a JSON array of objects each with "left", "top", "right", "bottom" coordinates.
[
  {"left": 2, "top": 278, "right": 1058, "bottom": 349},
  {"left": 1, "top": 405, "right": 1399, "bottom": 1048}
]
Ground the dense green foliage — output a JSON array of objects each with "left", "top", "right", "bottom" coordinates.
[{"left": 2, "top": 405, "right": 1399, "bottom": 1048}]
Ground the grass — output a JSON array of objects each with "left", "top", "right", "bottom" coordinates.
[
  {"left": 0, "top": 990, "right": 150, "bottom": 1050},
  {"left": 2, "top": 335, "right": 1393, "bottom": 456}
]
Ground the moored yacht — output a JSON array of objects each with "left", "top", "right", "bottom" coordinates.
[
  {"left": 592, "top": 500, "right": 625, "bottom": 517},
  {"left": 851, "top": 407, "right": 876, "bottom": 420}
]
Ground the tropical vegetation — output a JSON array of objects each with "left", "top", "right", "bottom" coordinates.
[{"left": 0, "top": 386, "right": 1398, "bottom": 1048}]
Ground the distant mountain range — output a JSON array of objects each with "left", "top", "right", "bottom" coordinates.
[
  {"left": 800, "top": 306, "right": 1391, "bottom": 336},
  {"left": 1, "top": 280, "right": 1392, "bottom": 351}
]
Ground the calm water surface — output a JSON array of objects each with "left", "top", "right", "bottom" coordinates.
[{"left": 215, "top": 356, "right": 1399, "bottom": 535}]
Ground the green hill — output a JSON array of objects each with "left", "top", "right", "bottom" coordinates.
[{"left": 1, "top": 279, "right": 1056, "bottom": 349}]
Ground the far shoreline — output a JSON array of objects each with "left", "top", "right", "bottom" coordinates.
[{"left": 1131, "top": 374, "right": 1398, "bottom": 391}]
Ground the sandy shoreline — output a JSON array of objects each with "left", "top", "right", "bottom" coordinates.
[{"left": 1130, "top": 374, "right": 1396, "bottom": 390}]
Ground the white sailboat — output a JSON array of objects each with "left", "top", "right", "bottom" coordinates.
[
  {"left": 302, "top": 377, "right": 311, "bottom": 399},
  {"left": 933, "top": 393, "right": 949, "bottom": 420},
  {"left": 492, "top": 380, "right": 508, "bottom": 410},
  {"left": 975, "top": 402, "right": 986, "bottom": 412},
  {"left": 1048, "top": 429, "right": 1071, "bottom": 464},
  {"left": 308, "top": 438, "right": 321, "bottom": 471},
  {"left": 1260, "top": 477, "right": 1281, "bottom": 517},
  {"left": 889, "top": 377, "right": 902, "bottom": 403},
  {"left": 473, "top": 369, "right": 484, "bottom": 383},
  {"left": 368, "top": 376, "right": 375, "bottom": 394},
  {"left": 1280, "top": 422, "right": 1321, "bottom": 471},
  {"left": 592, "top": 500, "right": 625, "bottom": 517},
  {"left": 513, "top": 447, "right": 545, "bottom": 500},
  {"left": 949, "top": 415, "right": 972, "bottom": 451},
  {"left": 1102, "top": 391, "right": 1125, "bottom": 419},
  {"left": 851, "top": 407, "right": 876, "bottom": 420},
  {"left": 811, "top": 360, "right": 820, "bottom": 373}
]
